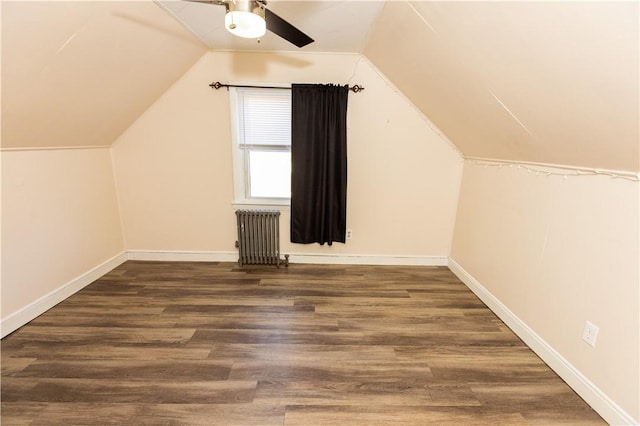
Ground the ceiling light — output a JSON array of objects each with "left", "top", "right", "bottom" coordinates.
[{"left": 225, "top": 1, "right": 266, "bottom": 39}]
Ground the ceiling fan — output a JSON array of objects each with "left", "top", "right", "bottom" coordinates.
[{"left": 184, "top": 0, "right": 314, "bottom": 48}]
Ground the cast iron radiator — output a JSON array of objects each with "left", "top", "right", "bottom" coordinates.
[{"left": 235, "top": 210, "right": 289, "bottom": 268}]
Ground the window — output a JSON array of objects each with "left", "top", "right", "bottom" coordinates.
[{"left": 229, "top": 87, "right": 291, "bottom": 205}]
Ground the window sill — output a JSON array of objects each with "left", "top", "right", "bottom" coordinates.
[{"left": 232, "top": 200, "right": 291, "bottom": 211}]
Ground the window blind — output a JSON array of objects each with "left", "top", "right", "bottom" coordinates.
[{"left": 237, "top": 88, "right": 291, "bottom": 148}]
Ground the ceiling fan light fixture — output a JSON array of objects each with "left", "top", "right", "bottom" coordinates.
[{"left": 224, "top": 1, "right": 266, "bottom": 39}]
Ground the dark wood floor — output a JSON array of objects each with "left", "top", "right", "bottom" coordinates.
[{"left": 2, "top": 261, "right": 604, "bottom": 425}]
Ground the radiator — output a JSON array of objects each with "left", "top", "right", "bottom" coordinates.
[{"left": 235, "top": 210, "right": 289, "bottom": 268}]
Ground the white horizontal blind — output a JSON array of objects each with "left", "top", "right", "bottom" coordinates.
[{"left": 237, "top": 88, "right": 291, "bottom": 148}]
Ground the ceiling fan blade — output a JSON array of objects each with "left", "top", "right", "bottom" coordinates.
[
  {"left": 182, "top": 0, "right": 226, "bottom": 4},
  {"left": 265, "top": 8, "right": 313, "bottom": 48}
]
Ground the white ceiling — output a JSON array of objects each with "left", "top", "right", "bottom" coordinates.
[{"left": 155, "top": 0, "right": 384, "bottom": 53}]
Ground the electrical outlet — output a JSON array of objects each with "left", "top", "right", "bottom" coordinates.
[
  {"left": 346, "top": 229, "right": 353, "bottom": 240},
  {"left": 582, "top": 321, "right": 599, "bottom": 347}
]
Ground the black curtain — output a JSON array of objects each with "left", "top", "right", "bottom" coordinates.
[{"left": 290, "top": 84, "right": 349, "bottom": 245}]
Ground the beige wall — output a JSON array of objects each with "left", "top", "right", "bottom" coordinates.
[
  {"left": 1, "top": 148, "right": 124, "bottom": 318},
  {"left": 111, "top": 51, "right": 463, "bottom": 258},
  {"left": 451, "top": 161, "right": 640, "bottom": 421}
]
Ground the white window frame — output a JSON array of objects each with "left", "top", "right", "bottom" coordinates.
[{"left": 229, "top": 85, "right": 291, "bottom": 207}]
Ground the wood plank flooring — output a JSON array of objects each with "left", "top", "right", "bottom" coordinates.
[{"left": 2, "top": 261, "right": 605, "bottom": 425}]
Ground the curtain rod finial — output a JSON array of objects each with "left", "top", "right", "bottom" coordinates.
[
  {"left": 350, "top": 85, "right": 364, "bottom": 93},
  {"left": 210, "top": 81, "right": 225, "bottom": 90}
]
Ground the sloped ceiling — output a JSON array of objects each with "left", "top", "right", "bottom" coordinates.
[
  {"left": 364, "top": 1, "right": 639, "bottom": 172},
  {"left": 1, "top": 1, "right": 206, "bottom": 149},
  {"left": 2, "top": 1, "right": 638, "bottom": 173}
]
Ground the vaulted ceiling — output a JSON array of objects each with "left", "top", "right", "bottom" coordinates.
[
  {"left": 366, "top": 1, "right": 639, "bottom": 172},
  {"left": 1, "top": 1, "right": 206, "bottom": 149},
  {"left": 2, "top": 1, "right": 638, "bottom": 172}
]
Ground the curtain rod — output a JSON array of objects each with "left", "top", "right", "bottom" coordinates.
[{"left": 209, "top": 81, "right": 365, "bottom": 93}]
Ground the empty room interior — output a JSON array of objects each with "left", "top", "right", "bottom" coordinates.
[{"left": 1, "top": 0, "right": 639, "bottom": 424}]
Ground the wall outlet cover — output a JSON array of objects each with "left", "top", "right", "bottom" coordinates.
[{"left": 582, "top": 321, "right": 599, "bottom": 347}]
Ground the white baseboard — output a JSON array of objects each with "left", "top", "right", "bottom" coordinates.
[
  {"left": 1, "top": 251, "right": 128, "bottom": 338},
  {"left": 126, "top": 250, "right": 238, "bottom": 262},
  {"left": 126, "top": 250, "right": 447, "bottom": 266},
  {"left": 288, "top": 253, "right": 447, "bottom": 266},
  {"left": 447, "top": 258, "right": 638, "bottom": 426}
]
